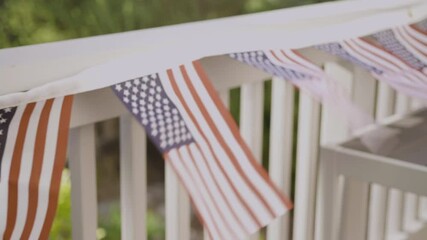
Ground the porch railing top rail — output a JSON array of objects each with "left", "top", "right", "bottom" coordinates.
[{"left": 0, "top": 0, "right": 426, "bottom": 108}]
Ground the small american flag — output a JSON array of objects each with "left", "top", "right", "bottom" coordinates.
[
  {"left": 113, "top": 61, "right": 292, "bottom": 239},
  {"left": 230, "top": 49, "right": 372, "bottom": 129},
  {"left": 0, "top": 96, "right": 73, "bottom": 239},
  {"left": 316, "top": 34, "right": 427, "bottom": 99}
]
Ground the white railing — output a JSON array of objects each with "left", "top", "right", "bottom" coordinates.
[{"left": 67, "top": 50, "right": 427, "bottom": 240}]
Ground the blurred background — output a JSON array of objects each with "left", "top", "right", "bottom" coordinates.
[{"left": 0, "top": 0, "right": 334, "bottom": 239}]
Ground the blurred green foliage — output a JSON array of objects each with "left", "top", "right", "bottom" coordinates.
[
  {"left": 0, "top": 0, "right": 333, "bottom": 48},
  {"left": 50, "top": 170, "right": 165, "bottom": 240}
]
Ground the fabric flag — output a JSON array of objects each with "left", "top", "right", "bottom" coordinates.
[
  {"left": 112, "top": 61, "right": 292, "bottom": 239},
  {"left": 0, "top": 96, "right": 73, "bottom": 240},
  {"left": 371, "top": 21, "right": 426, "bottom": 73},
  {"left": 230, "top": 49, "right": 372, "bottom": 129},
  {"left": 316, "top": 21, "right": 427, "bottom": 100}
]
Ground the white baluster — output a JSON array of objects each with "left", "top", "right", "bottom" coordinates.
[
  {"left": 266, "top": 78, "right": 295, "bottom": 240},
  {"left": 69, "top": 124, "right": 98, "bottom": 240},
  {"left": 120, "top": 115, "right": 147, "bottom": 240},
  {"left": 368, "top": 82, "right": 395, "bottom": 240},
  {"left": 293, "top": 91, "right": 321, "bottom": 240},
  {"left": 240, "top": 82, "right": 264, "bottom": 240},
  {"left": 165, "top": 165, "right": 191, "bottom": 240},
  {"left": 316, "top": 62, "right": 353, "bottom": 240}
]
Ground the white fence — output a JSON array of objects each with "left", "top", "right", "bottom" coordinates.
[{"left": 68, "top": 50, "right": 427, "bottom": 239}]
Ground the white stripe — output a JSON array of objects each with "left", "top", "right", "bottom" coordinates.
[
  {"left": 170, "top": 66, "right": 273, "bottom": 223},
  {"left": 0, "top": 106, "right": 25, "bottom": 238},
  {"left": 159, "top": 71, "right": 259, "bottom": 228},
  {"left": 179, "top": 147, "right": 237, "bottom": 239},
  {"left": 167, "top": 149, "right": 221, "bottom": 239},
  {"left": 184, "top": 64, "right": 287, "bottom": 216},
  {"left": 29, "top": 97, "right": 64, "bottom": 239},
  {"left": 11, "top": 101, "right": 45, "bottom": 239}
]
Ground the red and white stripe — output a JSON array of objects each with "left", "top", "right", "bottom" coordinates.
[
  {"left": 0, "top": 96, "right": 73, "bottom": 239},
  {"left": 160, "top": 61, "right": 292, "bottom": 239},
  {"left": 341, "top": 38, "right": 427, "bottom": 99}
]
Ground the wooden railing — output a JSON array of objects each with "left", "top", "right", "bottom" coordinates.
[{"left": 67, "top": 51, "right": 427, "bottom": 240}]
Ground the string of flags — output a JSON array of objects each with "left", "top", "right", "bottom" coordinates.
[{"left": 0, "top": 18, "right": 425, "bottom": 239}]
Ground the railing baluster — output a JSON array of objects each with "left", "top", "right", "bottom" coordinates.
[
  {"left": 240, "top": 82, "right": 264, "bottom": 240},
  {"left": 265, "top": 78, "right": 295, "bottom": 240},
  {"left": 384, "top": 93, "right": 410, "bottom": 239},
  {"left": 316, "top": 62, "right": 354, "bottom": 240},
  {"left": 165, "top": 163, "right": 190, "bottom": 240},
  {"left": 68, "top": 124, "right": 98, "bottom": 240},
  {"left": 367, "top": 82, "right": 395, "bottom": 240},
  {"left": 293, "top": 90, "right": 321, "bottom": 240},
  {"left": 240, "top": 82, "right": 264, "bottom": 161},
  {"left": 419, "top": 198, "right": 427, "bottom": 221},
  {"left": 119, "top": 115, "right": 147, "bottom": 240}
]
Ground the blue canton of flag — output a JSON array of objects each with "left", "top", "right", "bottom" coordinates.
[{"left": 0, "top": 107, "right": 17, "bottom": 179}]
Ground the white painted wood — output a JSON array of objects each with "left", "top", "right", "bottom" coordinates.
[
  {"left": 68, "top": 124, "right": 98, "bottom": 240},
  {"left": 327, "top": 63, "right": 373, "bottom": 240},
  {"left": 385, "top": 93, "right": 411, "bottom": 239},
  {"left": 317, "top": 148, "right": 341, "bottom": 240},
  {"left": 165, "top": 164, "right": 191, "bottom": 240},
  {"left": 239, "top": 82, "right": 264, "bottom": 240},
  {"left": 218, "top": 89, "right": 230, "bottom": 109},
  {"left": 266, "top": 78, "right": 295, "bottom": 240},
  {"left": 239, "top": 82, "right": 264, "bottom": 161},
  {"left": 320, "top": 62, "right": 352, "bottom": 144},
  {"left": 403, "top": 193, "right": 424, "bottom": 233},
  {"left": 316, "top": 62, "right": 354, "bottom": 240},
  {"left": 119, "top": 115, "right": 147, "bottom": 240},
  {"left": 293, "top": 92, "right": 321, "bottom": 240},
  {"left": 376, "top": 82, "right": 395, "bottom": 120},
  {"left": 419, "top": 198, "right": 427, "bottom": 221},
  {"left": 368, "top": 81, "right": 396, "bottom": 240},
  {"left": 2, "top": 0, "right": 426, "bottom": 107},
  {"left": 70, "top": 88, "right": 128, "bottom": 128}
]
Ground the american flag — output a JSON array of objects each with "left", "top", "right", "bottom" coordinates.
[
  {"left": 230, "top": 49, "right": 372, "bottom": 129},
  {"left": 113, "top": 61, "right": 292, "bottom": 239},
  {"left": 316, "top": 33, "right": 427, "bottom": 99},
  {"left": 0, "top": 96, "right": 73, "bottom": 239},
  {"left": 373, "top": 22, "right": 427, "bottom": 71}
]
